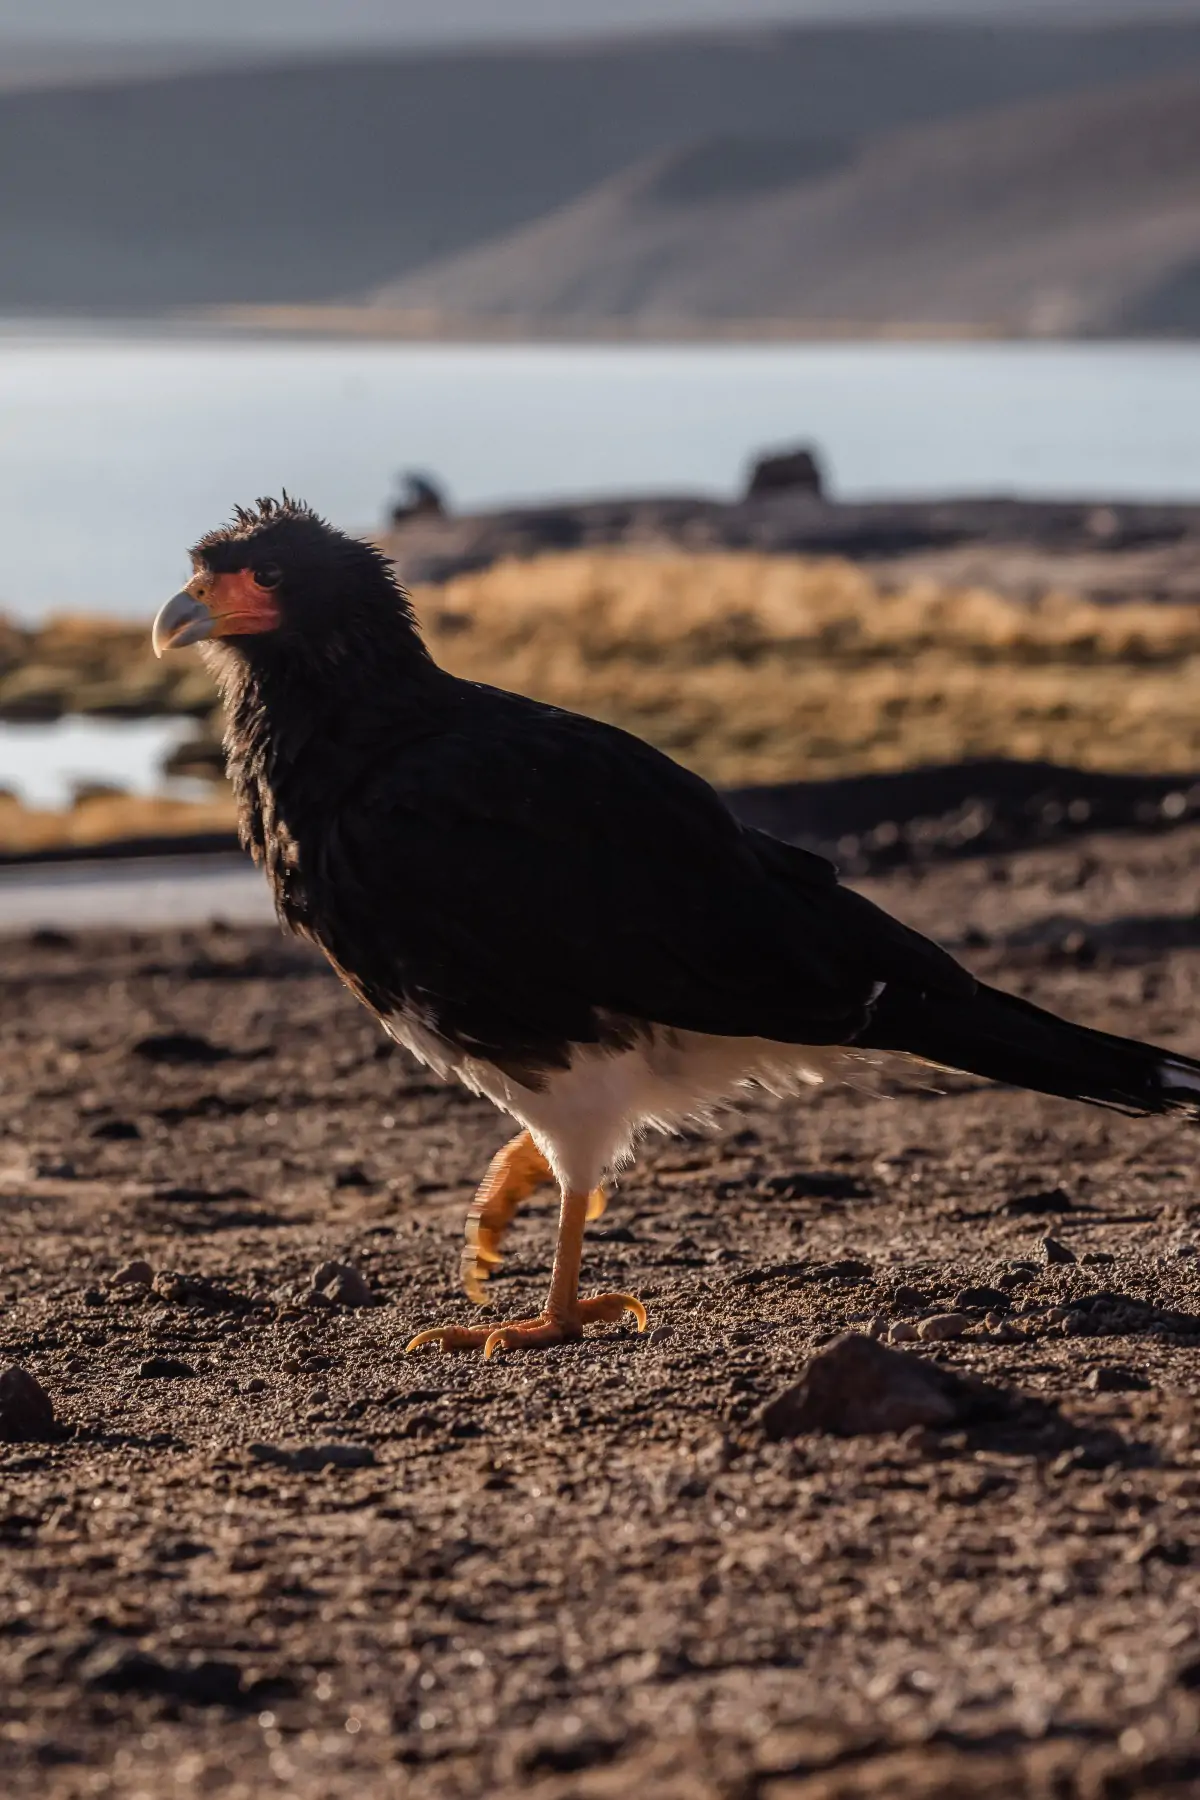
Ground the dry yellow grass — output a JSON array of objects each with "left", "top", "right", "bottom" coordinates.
[
  {"left": 421, "top": 549, "right": 1200, "bottom": 786},
  {"left": 4, "top": 548, "right": 1200, "bottom": 852},
  {"left": 0, "top": 791, "right": 237, "bottom": 857}
]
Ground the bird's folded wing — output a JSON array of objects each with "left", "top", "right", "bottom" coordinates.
[{"left": 302, "top": 704, "right": 965, "bottom": 1067}]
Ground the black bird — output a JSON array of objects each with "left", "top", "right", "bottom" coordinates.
[{"left": 153, "top": 497, "right": 1200, "bottom": 1358}]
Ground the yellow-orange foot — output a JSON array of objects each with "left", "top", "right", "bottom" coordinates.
[
  {"left": 460, "top": 1130, "right": 607, "bottom": 1303},
  {"left": 406, "top": 1293, "right": 647, "bottom": 1359}
]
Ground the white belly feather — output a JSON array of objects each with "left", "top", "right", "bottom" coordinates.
[{"left": 385, "top": 1010, "right": 858, "bottom": 1196}]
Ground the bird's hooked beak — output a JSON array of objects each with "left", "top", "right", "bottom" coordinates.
[{"left": 152, "top": 570, "right": 281, "bottom": 657}]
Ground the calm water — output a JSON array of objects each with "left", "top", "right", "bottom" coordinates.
[
  {"left": 0, "top": 329, "right": 1198, "bottom": 622},
  {"left": 0, "top": 716, "right": 193, "bottom": 808}
]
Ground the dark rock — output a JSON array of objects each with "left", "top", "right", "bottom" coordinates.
[
  {"left": 758, "top": 1333, "right": 994, "bottom": 1440},
  {"left": 745, "top": 445, "right": 824, "bottom": 501},
  {"left": 333, "top": 1165, "right": 374, "bottom": 1190},
  {"left": 1081, "top": 1250, "right": 1117, "bottom": 1266},
  {"left": 997, "top": 1267, "right": 1037, "bottom": 1290},
  {"left": 89, "top": 1118, "right": 142, "bottom": 1141},
  {"left": 390, "top": 470, "right": 447, "bottom": 526},
  {"left": 249, "top": 1440, "right": 376, "bottom": 1471},
  {"left": 0, "top": 1366, "right": 61, "bottom": 1442},
  {"left": 28, "top": 927, "right": 73, "bottom": 950},
  {"left": 137, "top": 1357, "right": 197, "bottom": 1380},
  {"left": 310, "top": 1260, "right": 378, "bottom": 1308},
  {"left": 1086, "top": 1364, "right": 1151, "bottom": 1393},
  {"left": 110, "top": 1260, "right": 153, "bottom": 1289},
  {"left": 1003, "top": 1187, "right": 1074, "bottom": 1216},
  {"left": 153, "top": 1184, "right": 252, "bottom": 1205},
  {"left": 131, "top": 1031, "right": 232, "bottom": 1066},
  {"left": 953, "top": 1286, "right": 1011, "bottom": 1312},
  {"left": 150, "top": 1271, "right": 252, "bottom": 1311},
  {"left": 816, "top": 1258, "right": 873, "bottom": 1282},
  {"left": 85, "top": 1646, "right": 247, "bottom": 1707},
  {"left": 1042, "top": 1235, "right": 1077, "bottom": 1266}
]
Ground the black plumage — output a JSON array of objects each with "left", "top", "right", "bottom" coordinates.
[{"left": 152, "top": 498, "right": 1200, "bottom": 1357}]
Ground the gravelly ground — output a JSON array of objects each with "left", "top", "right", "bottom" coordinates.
[{"left": 2, "top": 828, "right": 1200, "bottom": 1799}]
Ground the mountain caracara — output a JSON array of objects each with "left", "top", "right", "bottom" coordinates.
[{"left": 153, "top": 499, "right": 1200, "bottom": 1358}]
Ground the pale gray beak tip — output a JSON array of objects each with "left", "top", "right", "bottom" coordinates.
[{"left": 152, "top": 591, "right": 213, "bottom": 658}]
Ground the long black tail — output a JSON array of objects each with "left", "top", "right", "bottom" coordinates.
[{"left": 858, "top": 978, "right": 1200, "bottom": 1119}]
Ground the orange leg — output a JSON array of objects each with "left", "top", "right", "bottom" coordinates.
[
  {"left": 407, "top": 1184, "right": 646, "bottom": 1359},
  {"left": 459, "top": 1129, "right": 607, "bottom": 1304}
]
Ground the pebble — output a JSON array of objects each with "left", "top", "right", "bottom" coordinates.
[
  {"left": 1003, "top": 1186, "right": 1074, "bottom": 1216},
  {"left": 916, "top": 1313, "right": 971, "bottom": 1343},
  {"left": 0, "top": 1365, "right": 60, "bottom": 1443},
  {"left": 243, "top": 1377, "right": 268, "bottom": 1394},
  {"left": 249, "top": 1440, "right": 376, "bottom": 1471},
  {"left": 1087, "top": 1364, "right": 1152, "bottom": 1394},
  {"left": 137, "top": 1357, "right": 197, "bottom": 1380},
  {"left": 866, "top": 1315, "right": 890, "bottom": 1340},
  {"left": 892, "top": 1284, "right": 924, "bottom": 1307},
  {"left": 953, "top": 1286, "right": 1010, "bottom": 1313},
  {"left": 817, "top": 1258, "right": 873, "bottom": 1282},
  {"left": 84, "top": 1646, "right": 248, "bottom": 1707},
  {"left": 646, "top": 1326, "right": 674, "bottom": 1346},
  {"left": 110, "top": 1259, "right": 153, "bottom": 1289},
  {"left": 1041, "top": 1235, "right": 1077, "bottom": 1266},
  {"left": 1081, "top": 1251, "right": 1116, "bottom": 1266},
  {"left": 887, "top": 1320, "right": 918, "bottom": 1344},
  {"left": 759, "top": 1332, "right": 986, "bottom": 1439},
  {"left": 310, "top": 1260, "right": 379, "bottom": 1308},
  {"left": 997, "top": 1268, "right": 1035, "bottom": 1290}
]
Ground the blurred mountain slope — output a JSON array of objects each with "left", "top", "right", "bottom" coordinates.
[
  {"left": 5, "top": 20, "right": 1200, "bottom": 311},
  {"left": 370, "top": 69, "right": 1200, "bottom": 335}
]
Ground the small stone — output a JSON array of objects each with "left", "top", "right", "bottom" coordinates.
[
  {"left": 1041, "top": 1235, "right": 1077, "bottom": 1266},
  {"left": 917, "top": 1313, "right": 971, "bottom": 1342},
  {"left": 759, "top": 1333, "right": 997, "bottom": 1439},
  {"left": 866, "top": 1315, "right": 890, "bottom": 1339},
  {"left": 646, "top": 1326, "right": 674, "bottom": 1346},
  {"left": 0, "top": 1366, "right": 60, "bottom": 1442},
  {"left": 997, "top": 1268, "right": 1036, "bottom": 1290},
  {"left": 310, "top": 1260, "right": 378, "bottom": 1308},
  {"left": 1003, "top": 1186, "right": 1074, "bottom": 1217},
  {"left": 892, "top": 1284, "right": 923, "bottom": 1307},
  {"left": 817, "top": 1258, "right": 872, "bottom": 1282},
  {"left": 953, "top": 1286, "right": 1010, "bottom": 1313},
  {"left": 249, "top": 1440, "right": 375, "bottom": 1471},
  {"left": 1081, "top": 1251, "right": 1116, "bottom": 1267},
  {"left": 137, "top": 1357, "right": 197, "bottom": 1380},
  {"left": 308, "top": 1387, "right": 330, "bottom": 1405},
  {"left": 987, "top": 1322, "right": 1020, "bottom": 1343},
  {"left": 90, "top": 1118, "right": 142, "bottom": 1141},
  {"left": 110, "top": 1260, "right": 153, "bottom": 1289},
  {"left": 1086, "top": 1364, "right": 1151, "bottom": 1394},
  {"left": 243, "top": 1377, "right": 268, "bottom": 1394},
  {"left": 888, "top": 1320, "right": 918, "bottom": 1344},
  {"left": 85, "top": 1646, "right": 246, "bottom": 1707}
]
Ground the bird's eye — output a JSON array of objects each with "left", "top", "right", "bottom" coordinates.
[{"left": 252, "top": 564, "right": 282, "bottom": 589}]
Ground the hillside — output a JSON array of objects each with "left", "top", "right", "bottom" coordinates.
[
  {"left": 5, "top": 20, "right": 1200, "bottom": 311},
  {"left": 369, "top": 69, "right": 1200, "bottom": 335}
]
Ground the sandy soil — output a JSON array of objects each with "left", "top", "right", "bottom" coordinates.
[{"left": 2, "top": 827, "right": 1200, "bottom": 1798}]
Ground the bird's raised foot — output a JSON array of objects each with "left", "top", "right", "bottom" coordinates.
[
  {"left": 460, "top": 1130, "right": 607, "bottom": 1303},
  {"left": 406, "top": 1292, "right": 647, "bottom": 1359}
]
